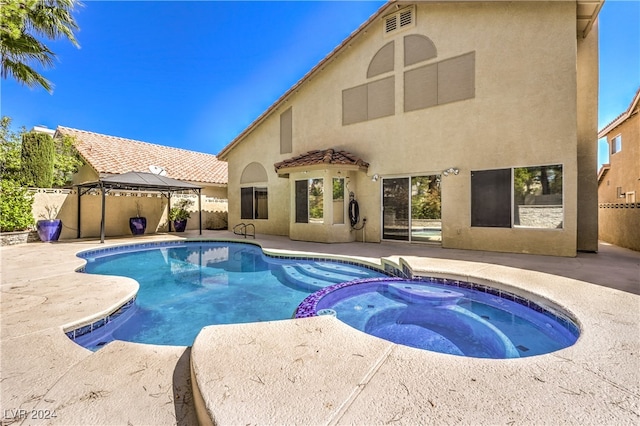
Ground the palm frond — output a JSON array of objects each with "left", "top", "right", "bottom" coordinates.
[
  {"left": 1, "top": 57, "right": 53, "bottom": 92},
  {"left": 24, "top": 0, "right": 81, "bottom": 47}
]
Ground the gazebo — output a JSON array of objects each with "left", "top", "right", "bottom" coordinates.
[{"left": 75, "top": 171, "right": 202, "bottom": 243}]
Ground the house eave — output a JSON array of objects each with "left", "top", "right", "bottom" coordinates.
[
  {"left": 598, "top": 88, "right": 640, "bottom": 138},
  {"left": 216, "top": 0, "right": 399, "bottom": 161}
]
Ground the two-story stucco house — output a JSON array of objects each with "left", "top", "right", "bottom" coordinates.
[
  {"left": 597, "top": 88, "right": 640, "bottom": 250},
  {"left": 218, "top": 0, "right": 602, "bottom": 257}
]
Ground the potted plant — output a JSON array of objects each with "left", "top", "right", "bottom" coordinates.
[
  {"left": 129, "top": 200, "right": 147, "bottom": 235},
  {"left": 169, "top": 198, "right": 194, "bottom": 232},
  {"left": 36, "top": 204, "right": 62, "bottom": 242}
]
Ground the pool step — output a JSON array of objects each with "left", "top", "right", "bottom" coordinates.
[
  {"left": 313, "top": 262, "right": 376, "bottom": 278},
  {"left": 280, "top": 265, "right": 333, "bottom": 292},
  {"left": 296, "top": 264, "right": 362, "bottom": 284},
  {"left": 279, "top": 262, "right": 382, "bottom": 292}
]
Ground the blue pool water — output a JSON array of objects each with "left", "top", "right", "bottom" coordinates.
[
  {"left": 296, "top": 279, "right": 579, "bottom": 359},
  {"left": 76, "top": 242, "right": 386, "bottom": 348}
]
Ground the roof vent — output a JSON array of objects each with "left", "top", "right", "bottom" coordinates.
[{"left": 384, "top": 6, "right": 415, "bottom": 35}]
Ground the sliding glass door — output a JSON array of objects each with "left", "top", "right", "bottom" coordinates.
[
  {"left": 382, "top": 176, "right": 441, "bottom": 243},
  {"left": 382, "top": 178, "right": 410, "bottom": 240}
]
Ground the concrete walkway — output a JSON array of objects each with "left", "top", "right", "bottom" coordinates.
[{"left": 1, "top": 232, "right": 638, "bottom": 425}]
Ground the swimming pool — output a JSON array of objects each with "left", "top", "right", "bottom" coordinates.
[
  {"left": 73, "top": 241, "right": 387, "bottom": 348},
  {"left": 295, "top": 278, "right": 580, "bottom": 359}
]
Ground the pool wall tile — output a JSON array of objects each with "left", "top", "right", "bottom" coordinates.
[{"left": 65, "top": 295, "right": 136, "bottom": 343}]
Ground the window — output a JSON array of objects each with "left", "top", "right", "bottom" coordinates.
[
  {"left": 342, "top": 76, "right": 395, "bottom": 125},
  {"left": 611, "top": 134, "right": 622, "bottom": 154},
  {"left": 333, "top": 178, "right": 345, "bottom": 224},
  {"left": 309, "top": 178, "right": 324, "bottom": 223},
  {"left": 240, "top": 187, "right": 268, "bottom": 220},
  {"left": 295, "top": 179, "right": 323, "bottom": 223},
  {"left": 514, "top": 165, "right": 563, "bottom": 228},
  {"left": 471, "top": 169, "right": 512, "bottom": 227},
  {"left": 471, "top": 165, "right": 563, "bottom": 229},
  {"left": 280, "top": 107, "right": 292, "bottom": 154}
]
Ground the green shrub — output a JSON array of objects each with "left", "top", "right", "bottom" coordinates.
[
  {"left": 0, "top": 179, "right": 35, "bottom": 232},
  {"left": 169, "top": 198, "right": 194, "bottom": 221},
  {"left": 53, "top": 134, "right": 83, "bottom": 187},
  {"left": 21, "top": 131, "right": 54, "bottom": 187},
  {"left": 0, "top": 116, "right": 24, "bottom": 182}
]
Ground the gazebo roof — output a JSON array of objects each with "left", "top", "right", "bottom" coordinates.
[{"left": 77, "top": 171, "right": 202, "bottom": 192}]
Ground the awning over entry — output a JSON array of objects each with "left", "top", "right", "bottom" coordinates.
[
  {"left": 75, "top": 171, "right": 203, "bottom": 243},
  {"left": 274, "top": 148, "right": 369, "bottom": 177}
]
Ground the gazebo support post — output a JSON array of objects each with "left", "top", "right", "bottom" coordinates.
[
  {"left": 77, "top": 188, "right": 82, "bottom": 239},
  {"left": 198, "top": 189, "right": 202, "bottom": 235},
  {"left": 100, "top": 182, "right": 106, "bottom": 243},
  {"left": 167, "top": 193, "right": 172, "bottom": 232}
]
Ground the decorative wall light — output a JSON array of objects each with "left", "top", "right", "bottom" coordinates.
[
  {"left": 442, "top": 167, "right": 459, "bottom": 176},
  {"left": 371, "top": 173, "right": 380, "bottom": 182}
]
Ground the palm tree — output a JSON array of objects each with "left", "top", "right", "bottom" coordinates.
[{"left": 1, "top": 0, "right": 81, "bottom": 93}]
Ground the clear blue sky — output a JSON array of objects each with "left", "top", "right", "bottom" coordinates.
[{"left": 2, "top": 1, "right": 638, "bottom": 171}]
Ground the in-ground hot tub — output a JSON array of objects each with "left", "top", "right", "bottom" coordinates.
[{"left": 296, "top": 277, "right": 579, "bottom": 359}]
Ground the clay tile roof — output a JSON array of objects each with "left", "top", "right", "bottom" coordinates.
[
  {"left": 56, "top": 126, "right": 227, "bottom": 185},
  {"left": 274, "top": 148, "right": 369, "bottom": 172}
]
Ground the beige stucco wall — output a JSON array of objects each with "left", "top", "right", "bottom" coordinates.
[
  {"left": 598, "top": 204, "right": 640, "bottom": 251},
  {"left": 224, "top": 2, "right": 592, "bottom": 256},
  {"left": 576, "top": 18, "right": 600, "bottom": 252},
  {"left": 597, "top": 96, "right": 639, "bottom": 251},
  {"left": 598, "top": 112, "right": 640, "bottom": 204},
  {"left": 72, "top": 164, "right": 99, "bottom": 185},
  {"left": 31, "top": 189, "right": 228, "bottom": 240}
]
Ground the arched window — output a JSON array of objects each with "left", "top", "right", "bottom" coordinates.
[
  {"left": 404, "top": 34, "right": 437, "bottom": 66},
  {"left": 367, "top": 42, "right": 394, "bottom": 78}
]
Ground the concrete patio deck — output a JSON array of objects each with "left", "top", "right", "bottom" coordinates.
[{"left": 1, "top": 231, "right": 638, "bottom": 425}]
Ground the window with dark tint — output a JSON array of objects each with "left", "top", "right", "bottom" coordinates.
[
  {"left": 295, "top": 180, "right": 308, "bottom": 223},
  {"left": 471, "top": 169, "right": 511, "bottom": 227},
  {"left": 241, "top": 187, "right": 254, "bottom": 220}
]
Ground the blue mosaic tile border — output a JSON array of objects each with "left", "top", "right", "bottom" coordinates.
[
  {"left": 77, "top": 239, "right": 390, "bottom": 276},
  {"left": 65, "top": 297, "right": 136, "bottom": 341},
  {"left": 294, "top": 277, "right": 580, "bottom": 338}
]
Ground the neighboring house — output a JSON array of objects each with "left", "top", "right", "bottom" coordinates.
[
  {"left": 597, "top": 88, "right": 640, "bottom": 251},
  {"left": 30, "top": 126, "right": 228, "bottom": 239},
  {"left": 56, "top": 126, "right": 228, "bottom": 197},
  {"left": 217, "top": 0, "right": 601, "bottom": 257}
]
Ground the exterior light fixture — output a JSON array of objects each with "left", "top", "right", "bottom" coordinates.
[
  {"left": 442, "top": 167, "right": 459, "bottom": 176},
  {"left": 371, "top": 173, "right": 380, "bottom": 182}
]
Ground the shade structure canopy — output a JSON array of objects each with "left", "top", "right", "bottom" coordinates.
[{"left": 75, "top": 171, "right": 203, "bottom": 243}]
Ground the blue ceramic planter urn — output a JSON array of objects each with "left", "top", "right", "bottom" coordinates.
[
  {"left": 173, "top": 219, "right": 187, "bottom": 232},
  {"left": 36, "top": 219, "right": 62, "bottom": 242},
  {"left": 129, "top": 217, "right": 147, "bottom": 235}
]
